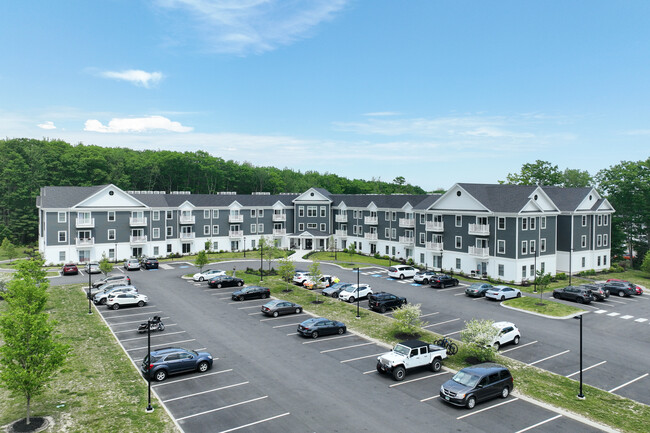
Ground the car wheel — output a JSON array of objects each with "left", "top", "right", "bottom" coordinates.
[
  {"left": 576, "top": 297, "right": 583, "bottom": 304},
  {"left": 494, "top": 342, "right": 500, "bottom": 350},
  {"left": 273, "top": 311, "right": 279, "bottom": 317},
  {"left": 423, "top": 279, "right": 429, "bottom": 285},
  {"left": 261, "top": 293, "right": 268, "bottom": 299},
  {"left": 198, "top": 361, "right": 209, "bottom": 373},
  {"left": 296, "top": 308, "right": 302, "bottom": 314},
  {"left": 380, "top": 305, "right": 387, "bottom": 313},
  {"left": 392, "top": 366, "right": 406, "bottom": 381},
  {"left": 311, "top": 331, "right": 319, "bottom": 339},
  {"left": 137, "top": 300, "right": 144, "bottom": 307},
  {"left": 618, "top": 291, "right": 625, "bottom": 297},
  {"left": 199, "top": 277, "right": 204, "bottom": 282},
  {"left": 516, "top": 292, "right": 521, "bottom": 298},
  {"left": 500, "top": 295, "right": 505, "bottom": 301},
  {"left": 238, "top": 296, "right": 244, "bottom": 301},
  {"left": 454, "top": 280, "right": 459, "bottom": 286},
  {"left": 217, "top": 283, "right": 222, "bottom": 289},
  {"left": 100, "top": 298, "right": 107, "bottom": 305},
  {"left": 513, "top": 335, "right": 520, "bottom": 345},
  {"left": 553, "top": 293, "right": 560, "bottom": 299},
  {"left": 154, "top": 370, "right": 167, "bottom": 382},
  {"left": 348, "top": 296, "right": 355, "bottom": 303},
  {"left": 111, "top": 303, "right": 120, "bottom": 310},
  {"left": 399, "top": 274, "right": 404, "bottom": 280},
  {"left": 430, "top": 358, "right": 442, "bottom": 372},
  {"left": 238, "top": 281, "right": 243, "bottom": 287},
  {"left": 159, "top": 323, "right": 165, "bottom": 331},
  {"left": 338, "top": 327, "right": 345, "bottom": 335},
  {"left": 466, "top": 396, "right": 476, "bottom": 409},
  {"left": 376, "top": 362, "right": 384, "bottom": 374},
  {"left": 501, "top": 386, "right": 510, "bottom": 399}
]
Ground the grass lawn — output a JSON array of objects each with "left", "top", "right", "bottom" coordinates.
[
  {"left": 503, "top": 296, "right": 586, "bottom": 317},
  {"left": 307, "top": 251, "right": 404, "bottom": 269},
  {"left": 0, "top": 285, "right": 177, "bottom": 433}
]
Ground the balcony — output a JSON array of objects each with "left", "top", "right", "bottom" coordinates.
[
  {"left": 335, "top": 214, "right": 348, "bottom": 223},
  {"left": 272, "top": 214, "right": 286, "bottom": 222},
  {"left": 180, "top": 232, "right": 195, "bottom": 239},
  {"left": 130, "top": 217, "right": 148, "bottom": 227},
  {"left": 179, "top": 215, "right": 195, "bottom": 224},
  {"left": 364, "top": 216, "right": 378, "bottom": 225},
  {"left": 399, "top": 218, "right": 415, "bottom": 228},
  {"left": 425, "top": 221, "right": 444, "bottom": 232},
  {"left": 273, "top": 228, "right": 286, "bottom": 236},
  {"left": 468, "top": 246, "right": 490, "bottom": 258},
  {"left": 364, "top": 232, "right": 378, "bottom": 241},
  {"left": 468, "top": 224, "right": 490, "bottom": 236},
  {"left": 229, "top": 230, "right": 243, "bottom": 237},
  {"left": 75, "top": 218, "right": 95, "bottom": 228},
  {"left": 130, "top": 235, "right": 147, "bottom": 244},
  {"left": 399, "top": 236, "right": 415, "bottom": 244},
  {"left": 335, "top": 229, "right": 347, "bottom": 237},
  {"left": 75, "top": 237, "right": 94, "bottom": 246},
  {"left": 229, "top": 214, "right": 243, "bottom": 223},
  {"left": 426, "top": 241, "right": 444, "bottom": 252}
]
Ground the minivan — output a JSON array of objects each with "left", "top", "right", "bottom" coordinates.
[
  {"left": 440, "top": 363, "right": 513, "bottom": 409},
  {"left": 387, "top": 265, "right": 417, "bottom": 280}
]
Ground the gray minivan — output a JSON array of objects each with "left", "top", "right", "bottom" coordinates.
[{"left": 439, "top": 363, "right": 513, "bottom": 409}]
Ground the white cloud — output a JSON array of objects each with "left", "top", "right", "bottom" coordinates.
[
  {"left": 100, "top": 70, "right": 163, "bottom": 87},
  {"left": 624, "top": 129, "right": 650, "bottom": 136},
  {"left": 84, "top": 116, "right": 193, "bottom": 133},
  {"left": 155, "top": 0, "right": 348, "bottom": 55},
  {"left": 37, "top": 121, "right": 56, "bottom": 130}
]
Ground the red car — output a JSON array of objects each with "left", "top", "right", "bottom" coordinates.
[
  {"left": 606, "top": 279, "right": 643, "bottom": 295},
  {"left": 62, "top": 263, "right": 79, "bottom": 275}
]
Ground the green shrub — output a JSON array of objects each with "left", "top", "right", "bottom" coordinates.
[
  {"left": 555, "top": 272, "right": 567, "bottom": 280},
  {"left": 460, "top": 319, "right": 498, "bottom": 363},
  {"left": 391, "top": 304, "right": 425, "bottom": 336}
]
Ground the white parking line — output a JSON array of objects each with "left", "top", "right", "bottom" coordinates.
[
  {"left": 218, "top": 412, "right": 291, "bottom": 433},
  {"left": 273, "top": 322, "right": 300, "bottom": 328},
  {"left": 303, "top": 334, "right": 354, "bottom": 344},
  {"left": 320, "top": 342, "right": 374, "bottom": 353},
  {"left": 607, "top": 299, "right": 626, "bottom": 305},
  {"left": 621, "top": 315, "right": 634, "bottom": 320},
  {"left": 566, "top": 360, "right": 607, "bottom": 378},
  {"left": 106, "top": 311, "right": 163, "bottom": 321},
  {"left": 163, "top": 381, "right": 249, "bottom": 403},
  {"left": 420, "top": 395, "right": 439, "bottom": 402},
  {"left": 176, "top": 396, "right": 269, "bottom": 421},
  {"left": 593, "top": 310, "right": 608, "bottom": 314},
  {"left": 453, "top": 292, "right": 466, "bottom": 296},
  {"left": 389, "top": 372, "right": 449, "bottom": 387},
  {"left": 260, "top": 314, "right": 305, "bottom": 322},
  {"left": 238, "top": 304, "right": 266, "bottom": 310},
  {"left": 607, "top": 312, "right": 621, "bottom": 317},
  {"left": 514, "top": 414, "right": 562, "bottom": 433},
  {"left": 152, "top": 368, "right": 231, "bottom": 387},
  {"left": 456, "top": 398, "right": 519, "bottom": 419},
  {"left": 110, "top": 317, "right": 171, "bottom": 326},
  {"left": 422, "top": 318, "right": 461, "bottom": 328},
  {"left": 121, "top": 331, "right": 186, "bottom": 342},
  {"left": 215, "top": 296, "right": 231, "bottom": 299},
  {"left": 104, "top": 305, "right": 159, "bottom": 312},
  {"left": 609, "top": 373, "right": 649, "bottom": 392},
  {"left": 634, "top": 318, "right": 648, "bottom": 323},
  {"left": 500, "top": 341, "right": 538, "bottom": 353},
  {"left": 437, "top": 286, "right": 464, "bottom": 292},
  {"left": 362, "top": 369, "right": 377, "bottom": 375},
  {"left": 419, "top": 312, "right": 440, "bottom": 318},
  {"left": 445, "top": 330, "right": 462, "bottom": 336},
  {"left": 340, "top": 353, "right": 384, "bottom": 363},
  {"left": 528, "top": 350, "right": 570, "bottom": 366},
  {"left": 126, "top": 338, "right": 196, "bottom": 351}
]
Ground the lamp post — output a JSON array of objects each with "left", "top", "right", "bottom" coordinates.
[
  {"left": 569, "top": 248, "right": 573, "bottom": 286},
  {"left": 87, "top": 267, "right": 93, "bottom": 315},
  {"left": 145, "top": 318, "right": 154, "bottom": 412},
  {"left": 574, "top": 314, "right": 585, "bottom": 399},
  {"left": 354, "top": 267, "right": 360, "bottom": 318},
  {"left": 260, "top": 239, "right": 264, "bottom": 282},
  {"left": 533, "top": 246, "right": 537, "bottom": 293},
  {"left": 243, "top": 237, "right": 246, "bottom": 258},
  {"left": 115, "top": 243, "right": 118, "bottom": 263}
]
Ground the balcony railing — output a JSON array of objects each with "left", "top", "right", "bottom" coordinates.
[
  {"left": 180, "top": 232, "right": 195, "bottom": 239},
  {"left": 75, "top": 237, "right": 94, "bottom": 246},
  {"left": 399, "top": 218, "right": 415, "bottom": 228},
  {"left": 130, "top": 217, "right": 148, "bottom": 227},
  {"left": 273, "top": 228, "right": 286, "bottom": 236},
  {"left": 364, "top": 216, "right": 378, "bottom": 225},
  {"left": 272, "top": 214, "right": 286, "bottom": 222},
  {"left": 229, "top": 230, "right": 243, "bottom": 237},
  {"left": 425, "top": 221, "right": 444, "bottom": 232},
  {"left": 75, "top": 218, "right": 95, "bottom": 228},
  {"left": 364, "top": 232, "right": 378, "bottom": 241},
  {"left": 468, "top": 246, "right": 490, "bottom": 258},
  {"left": 335, "top": 230, "right": 347, "bottom": 237},
  {"left": 425, "top": 241, "right": 444, "bottom": 252},
  {"left": 179, "top": 215, "right": 195, "bottom": 224},
  {"left": 335, "top": 214, "right": 348, "bottom": 223},
  {"left": 229, "top": 214, "right": 243, "bottom": 223},
  {"left": 468, "top": 224, "right": 490, "bottom": 236},
  {"left": 399, "top": 236, "right": 415, "bottom": 244},
  {"left": 130, "top": 235, "right": 147, "bottom": 244}
]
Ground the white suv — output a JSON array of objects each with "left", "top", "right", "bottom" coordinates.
[
  {"left": 293, "top": 272, "right": 312, "bottom": 285},
  {"left": 491, "top": 321, "right": 521, "bottom": 350},
  {"left": 338, "top": 284, "right": 373, "bottom": 303},
  {"left": 387, "top": 265, "right": 417, "bottom": 279}
]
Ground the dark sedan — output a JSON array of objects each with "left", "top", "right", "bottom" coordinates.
[
  {"left": 208, "top": 275, "right": 244, "bottom": 288},
  {"left": 232, "top": 286, "right": 270, "bottom": 301},
  {"left": 465, "top": 283, "right": 493, "bottom": 297},
  {"left": 322, "top": 282, "right": 352, "bottom": 298},
  {"left": 430, "top": 274, "right": 459, "bottom": 288},
  {"left": 261, "top": 300, "right": 303, "bottom": 317},
  {"left": 297, "top": 317, "right": 346, "bottom": 339},
  {"left": 581, "top": 284, "right": 609, "bottom": 301},
  {"left": 552, "top": 286, "right": 593, "bottom": 304},
  {"left": 140, "top": 257, "right": 159, "bottom": 269}
]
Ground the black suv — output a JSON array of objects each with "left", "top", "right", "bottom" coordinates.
[
  {"left": 141, "top": 347, "right": 213, "bottom": 382},
  {"left": 552, "top": 286, "right": 593, "bottom": 304},
  {"left": 368, "top": 292, "right": 407, "bottom": 313},
  {"left": 140, "top": 257, "right": 159, "bottom": 269},
  {"left": 601, "top": 281, "right": 635, "bottom": 297},
  {"left": 440, "top": 363, "right": 513, "bottom": 409},
  {"left": 430, "top": 274, "right": 459, "bottom": 288}
]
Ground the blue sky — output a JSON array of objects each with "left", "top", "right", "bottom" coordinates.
[{"left": 1, "top": 1, "right": 648, "bottom": 191}]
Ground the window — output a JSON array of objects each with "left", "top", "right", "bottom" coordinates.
[
  {"left": 522, "top": 266, "right": 527, "bottom": 279},
  {"left": 597, "top": 234, "right": 602, "bottom": 247},
  {"left": 530, "top": 264, "right": 535, "bottom": 276},
  {"left": 107, "top": 229, "right": 116, "bottom": 240},
  {"left": 392, "top": 246, "right": 396, "bottom": 256},
  {"left": 167, "top": 244, "right": 172, "bottom": 253},
  {"left": 298, "top": 206, "right": 304, "bottom": 217},
  {"left": 604, "top": 215, "right": 608, "bottom": 225},
  {"left": 152, "top": 227, "right": 160, "bottom": 239},
  {"left": 498, "top": 217, "right": 506, "bottom": 230},
  {"left": 385, "top": 211, "right": 390, "bottom": 221},
  {"left": 298, "top": 223, "right": 304, "bottom": 231},
  {"left": 152, "top": 210, "right": 160, "bottom": 221},
  {"left": 522, "top": 218, "right": 527, "bottom": 230},
  {"left": 497, "top": 240, "right": 505, "bottom": 254},
  {"left": 58, "top": 212, "right": 66, "bottom": 223},
  {"left": 541, "top": 216, "right": 546, "bottom": 229},
  {"left": 213, "top": 209, "right": 219, "bottom": 218},
  {"left": 455, "top": 215, "right": 462, "bottom": 227},
  {"left": 581, "top": 215, "right": 587, "bottom": 226},
  {"left": 58, "top": 231, "right": 66, "bottom": 242},
  {"left": 420, "top": 214, "right": 425, "bottom": 224},
  {"left": 419, "top": 233, "right": 425, "bottom": 244},
  {"left": 521, "top": 240, "right": 528, "bottom": 255},
  {"left": 108, "top": 211, "right": 115, "bottom": 222},
  {"left": 320, "top": 223, "right": 326, "bottom": 231},
  {"left": 385, "top": 246, "right": 389, "bottom": 254},
  {"left": 597, "top": 256, "right": 601, "bottom": 266},
  {"left": 455, "top": 236, "right": 462, "bottom": 249},
  {"left": 251, "top": 224, "right": 257, "bottom": 234},
  {"left": 540, "top": 262, "right": 545, "bottom": 273},
  {"left": 456, "top": 258, "right": 461, "bottom": 269},
  {"left": 391, "top": 228, "right": 396, "bottom": 239},
  {"left": 581, "top": 235, "right": 587, "bottom": 248},
  {"left": 250, "top": 209, "right": 256, "bottom": 218},
  {"left": 352, "top": 210, "right": 358, "bottom": 219},
  {"left": 603, "top": 234, "right": 608, "bottom": 246},
  {"left": 167, "top": 226, "right": 173, "bottom": 237},
  {"left": 166, "top": 210, "right": 172, "bottom": 220},
  {"left": 307, "top": 206, "right": 317, "bottom": 217},
  {"left": 59, "top": 251, "right": 66, "bottom": 262},
  {"left": 530, "top": 240, "right": 536, "bottom": 254},
  {"left": 204, "top": 225, "right": 210, "bottom": 235},
  {"left": 529, "top": 217, "right": 536, "bottom": 230},
  {"left": 320, "top": 206, "right": 326, "bottom": 217},
  {"left": 498, "top": 264, "right": 504, "bottom": 277},
  {"left": 211, "top": 241, "right": 217, "bottom": 250},
  {"left": 352, "top": 225, "right": 357, "bottom": 235},
  {"left": 392, "top": 211, "right": 397, "bottom": 221},
  {"left": 603, "top": 255, "right": 607, "bottom": 266},
  {"left": 597, "top": 215, "right": 602, "bottom": 226},
  {"left": 385, "top": 228, "right": 390, "bottom": 238},
  {"left": 258, "top": 223, "right": 264, "bottom": 233},
  {"left": 581, "top": 257, "right": 586, "bottom": 267},
  {"left": 213, "top": 225, "right": 219, "bottom": 235},
  {"left": 420, "top": 253, "right": 425, "bottom": 263},
  {"left": 540, "top": 238, "right": 546, "bottom": 252},
  {"left": 259, "top": 209, "right": 264, "bottom": 217},
  {"left": 153, "top": 246, "right": 159, "bottom": 256}
]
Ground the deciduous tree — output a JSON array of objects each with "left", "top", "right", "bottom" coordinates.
[
  {"left": 194, "top": 250, "right": 209, "bottom": 272},
  {"left": 98, "top": 252, "right": 113, "bottom": 276}
]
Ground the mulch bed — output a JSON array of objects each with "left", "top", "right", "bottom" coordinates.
[{"left": 10, "top": 417, "right": 48, "bottom": 433}]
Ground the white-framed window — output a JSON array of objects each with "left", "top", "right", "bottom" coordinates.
[
  {"left": 259, "top": 209, "right": 264, "bottom": 217},
  {"left": 530, "top": 264, "right": 535, "bottom": 276},
  {"left": 320, "top": 223, "right": 326, "bottom": 231},
  {"left": 522, "top": 218, "right": 527, "bottom": 230},
  {"left": 320, "top": 206, "right": 326, "bottom": 217},
  {"left": 604, "top": 215, "right": 608, "bottom": 225},
  {"left": 455, "top": 215, "right": 462, "bottom": 227},
  {"left": 420, "top": 214, "right": 425, "bottom": 224},
  {"left": 107, "top": 211, "right": 115, "bottom": 222},
  {"left": 530, "top": 240, "right": 536, "bottom": 254},
  {"left": 166, "top": 210, "right": 173, "bottom": 220},
  {"left": 107, "top": 229, "right": 116, "bottom": 240},
  {"left": 392, "top": 211, "right": 397, "bottom": 221},
  {"left": 212, "top": 242, "right": 218, "bottom": 250},
  {"left": 581, "top": 215, "right": 587, "bottom": 226},
  {"left": 167, "top": 244, "right": 172, "bottom": 253},
  {"left": 497, "top": 240, "right": 505, "bottom": 254},
  {"left": 391, "top": 228, "right": 396, "bottom": 239},
  {"left": 385, "top": 245, "right": 390, "bottom": 254},
  {"left": 581, "top": 257, "right": 586, "bottom": 267},
  {"left": 522, "top": 266, "right": 527, "bottom": 279},
  {"left": 251, "top": 209, "right": 256, "bottom": 218},
  {"left": 352, "top": 225, "right": 357, "bottom": 235},
  {"left": 153, "top": 246, "right": 159, "bottom": 256},
  {"left": 258, "top": 223, "right": 264, "bottom": 233},
  {"left": 213, "top": 209, "right": 219, "bottom": 218},
  {"left": 250, "top": 224, "right": 257, "bottom": 233},
  {"left": 59, "top": 251, "right": 66, "bottom": 262},
  {"left": 541, "top": 216, "right": 546, "bottom": 229},
  {"left": 167, "top": 226, "right": 173, "bottom": 237},
  {"left": 603, "top": 234, "right": 608, "bottom": 246},
  {"left": 455, "top": 258, "right": 461, "bottom": 269},
  {"left": 212, "top": 225, "right": 219, "bottom": 235},
  {"left": 529, "top": 217, "right": 536, "bottom": 230},
  {"left": 204, "top": 225, "right": 210, "bottom": 235},
  {"left": 352, "top": 210, "right": 358, "bottom": 219},
  {"left": 204, "top": 210, "right": 210, "bottom": 219},
  {"left": 385, "top": 228, "right": 390, "bottom": 238},
  {"left": 298, "top": 223, "right": 304, "bottom": 231},
  {"left": 521, "top": 240, "right": 528, "bottom": 255},
  {"left": 419, "top": 233, "right": 425, "bottom": 244},
  {"left": 307, "top": 223, "right": 317, "bottom": 230},
  {"left": 455, "top": 236, "right": 462, "bottom": 249},
  {"left": 58, "top": 212, "right": 66, "bottom": 223},
  {"left": 385, "top": 211, "right": 390, "bottom": 221},
  {"left": 498, "top": 264, "right": 504, "bottom": 276},
  {"left": 152, "top": 210, "right": 160, "bottom": 221},
  {"left": 58, "top": 231, "right": 66, "bottom": 242},
  {"left": 603, "top": 255, "right": 608, "bottom": 265},
  {"left": 498, "top": 217, "right": 506, "bottom": 230},
  {"left": 298, "top": 206, "right": 304, "bottom": 217},
  {"left": 597, "top": 234, "right": 602, "bottom": 247},
  {"left": 540, "top": 238, "right": 546, "bottom": 252},
  {"left": 307, "top": 206, "right": 317, "bottom": 217},
  {"left": 152, "top": 227, "right": 160, "bottom": 239},
  {"left": 108, "top": 248, "right": 115, "bottom": 259},
  {"left": 597, "top": 215, "right": 602, "bottom": 226},
  {"left": 597, "top": 256, "right": 601, "bottom": 266},
  {"left": 581, "top": 235, "right": 586, "bottom": 248}
]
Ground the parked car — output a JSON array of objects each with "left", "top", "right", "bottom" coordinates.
[
  {"left": 430, "top": 274, "right": 460, "bottom": 288},
  {"left": 62, "top": 263, "right": 79, "bottom": 275},
  {"left": 303, "top": 275, "right": 336, "bottom": 290},
  {"left": 231, "top": 286, "right": 270, "bottom": 301},
  {"left": 140, "top": 257, "right": 159, "bottom": 269},
  {"left": 84, "top": 261, "right": 101, "bottom": 274},
  {"left": 93, "top": 274, "right": 131, "bottom": 288},
  {"left": 106, "top": 292, "right": 148, "bottom": 310},
  {"left": 297, "top": 317, "right": 346, "bottom": 338},
  {"left": 485, "top": 285, "right": 521, "bottom": 301},
  {"left": 413, "top": 270, "right": 438, "bottom": 284},
  {"left": 387, "top": 265, "right": 417, "bottom": 279},
  {"left": 322, "top": 282, "right": 352, "bottom": 298},
  {"left": 606, "top": 279, "right": 643, "bottom": 295},
  {"left": 292, "top": 271, "right": 313, "bottom": 285},
  {"left": 581, "top": 284, "right": 609, "bottom": 301},
  {"left": 261, "top": 300, "right": 303, "bottom": 317},
  {"left": 465, "top": 283, "right": 493, "bottom": 297},
  {"left": 440, "top": 363, "right": 513, "bottom": 409},
  {"left": 601, "top": 280, "right": 636, "bottom": 297},
  {"left": 552, "top": 286, "right": 593, "bottom": 304},
  {"left": 490, "top": 322, "right": 521, "bottom": 350},
  {"left": 208, "top": 276, "right": 244, "bottom": 288},
  {"left": 368, "top": 292, "right": 407, "bottom": 313},
  {"left": 376, "top": 340, "right": 447, "bottom": 380},
  {"left": 193, "top": 269, "right": 226, "bottom": 282},
  {"left": 141, "top": 347, "right": 213, "bottom": 382},
  {"left": 92, "top": 279, "right": 134, "bottom": 295},
  {"left": 338, "top": 284, "right": 373, "bottom": 303},
  {"left": 124, "top": 259, "right": 140, "bottom": 270},
  {"left": 93, "top": 285, "right": 138, "bottom": 305}
]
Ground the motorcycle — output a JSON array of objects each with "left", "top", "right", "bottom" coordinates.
[{"left": 138, "top": 316, "right": 165, "bottom": 333}]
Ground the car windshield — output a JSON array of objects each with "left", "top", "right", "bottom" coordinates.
[
  {"left": 393, "top": 344, "right": 410, "bottom": 356},
  {"left": 452, "top": 371, "right": 481, "bottom": 387},
  {"left": 468, "top": 283, "right": 483, "bottom": 289}
]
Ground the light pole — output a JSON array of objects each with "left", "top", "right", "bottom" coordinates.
[
  {"left": 243, "top": 237, "right": 246, "bottom": 258},
  {"left": 354, "top": 267, "right": 360, "bottom": 318},
  {"left": 569, "top": 248, "right": 573, "bottom": 286},
  {"left": 145, "top": 318, "right": 154, "bottom": 412},
  {"left": 574, "top": 314, "right": 585, "bottom": 399},
  {"left": 533, "top": 245, "right": 537, "bottom": 293},
  {"left": 260, "top": 239, "right": 264, "bottom": 282},
  {"left": 87, "top": 267, "right": 93, "bottom": 315}
]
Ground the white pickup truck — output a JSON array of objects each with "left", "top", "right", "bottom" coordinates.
[{"left": 376, "top": 340, "right": 447, "bottom": 381}]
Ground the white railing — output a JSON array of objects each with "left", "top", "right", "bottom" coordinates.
[
  {"left": 229, "top": 230, "right": 243, "bottom": 237},
  {"left": 425, "top": 221, "right": 444, "bottom": 232},
  {"left": 75, "top": 237, "right": 94, "bottom": 246},
  {"left": 273, "top": 228, "right": 286, "bottom": 236},
  {"left": 130, "top": 217, "right": 148, "bottom": 226},
  {"left": 335, "top": 214, "right": 348, "bottom": 223},
  {"left": 180, "top": 232, "right": 195, "bottom": 239},
  {"left": 272, "top": 214, "right": 286, "bottom": 222},
  {"left": 468, "top": 224, "right": 490, "bottom": 236},
  {"left": 75, "top": 218, "right": 95, "bottom": 228},
  {"left": 468, "top": 246, "right": 490, "bottom": 258},
  {"left": 364, "top": 232, "right": 378, "bottom": 241},
  {"left": 335, "top": 230, "right": 347, "bottom": 237},
  {"left": 399, "top": 218, "right": 415, "bottom": 228},
  {"left": 229, "top": 214, "right": 243, "bottom": 223},
  {"left": 179, "top": 215, "right": 195, "bottom": 224},
  {"left": 399, "top": 236, "right": 415, "bottom": 244},
  {"left": 364, "top": 216, "right": 378, "bottom": 225},
  {"left": 426, "top": 242, "right": 443, "bottom": 251},
  {"left": 130, "top": 235, "right": 147, "bottom": 244}
]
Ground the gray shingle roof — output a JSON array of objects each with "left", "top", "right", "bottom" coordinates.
[
  {"left": 541, "top": 186, "right": 592, "bottom": 212},
  {"left": 330, "top": 194, "right": 431, "bottom": 209},
  {"left": 38, "top": 185, "right": 109, "bottom": 208},
  {"left": 457, "top": 183, "right": 539, "bottom": 212}
]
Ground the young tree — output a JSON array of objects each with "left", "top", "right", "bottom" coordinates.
[
  {"left": 278, "top": 255, "right": 296, "bottom": 292},
  {"left": 641, "top": 251, "right": 650, "bottom": 275},
  {"left": 0, "top": 257, "right": 68, "bottom": 425},
  {"left": 309, "top": 260, "right": 322, "bottom": 284},
  {"left": 535, "top": 271, "right": 553, "bottom": 304},
  {"left": 194, "top": 250, "right": 209, "bottom": 272},
  {"left": 347, "top": 243, "right": 356, "bottom": 263},
  {"left": 204, "top": 240, "right": 211, "bottom": 252},
  {"left": 392, "top": 303, "right": 426, "bottom": 336},
  {"left": 99, "top": 252, "right": 113, "bottom": 276},
  {"left": 460, "top": 319, "right": 499, "bottom": 363},
  {"left": 1, "top": 237, "right": 17, "bottom": 262}
]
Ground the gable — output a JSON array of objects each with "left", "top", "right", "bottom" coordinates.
[
  {"left": 74, "top": 185, "right": 147, "bottom": 209},
  {"left": 596, "top": 199, "right": 615, "bottom": 212},
  {"left": 272, "top": 200, "right": 286, "bottom": 210},
  {"left": 430, "top": 184, "right": 490, "bottom": 213},
  {"left": 179, "top": 200, "right": 195, "bottom": 210},
  {"left": 293, "top": 188, "right": 332, "bottom": 203},
  {"left": 367, "top": 202, "right": 378, "bottom": 211},
  {"left": 576, "top": 188, "right": 602, "bottom": 211},
  {"left": 228, "top": 201, "right": 243, "bottom": 210},
  {"left": 521, "top": 187, "right": 559, "bottom": 213}
]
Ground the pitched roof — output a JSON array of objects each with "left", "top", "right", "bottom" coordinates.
[
  {"left": 38, "top": 185, "right": 109, "bottom": 208},
  {"left": 330, "top": 194, "right": 431, "bottom": 209},
  {"left": 541, "top": 186, "right": 592, "bottom": 212},
  {"left": 457, "top": 183, "right": 539, "bottom": 212}
]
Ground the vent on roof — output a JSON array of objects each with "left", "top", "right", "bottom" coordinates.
[
  {"left": 218, "top": 191, "right": 237, "bottom": 195},
  {"left": 252, "top": 192, "right": 270, "bottom": 195},
  {"left": 127, "top": 190, "right": 166, "bottom": 194},
  {"left": 170, "top": 191, "right": 191, "bottom": 195},
  {"left": 280, "top": 193, "right": 299, "bottom": 195}
]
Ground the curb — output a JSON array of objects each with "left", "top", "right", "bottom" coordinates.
[{"left": 500, "top": 298, "right": 589, "bottom": 320}]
